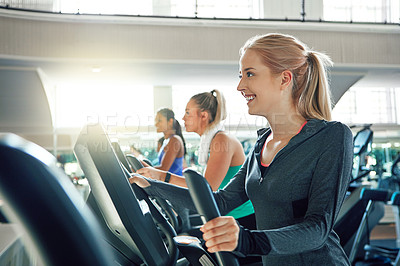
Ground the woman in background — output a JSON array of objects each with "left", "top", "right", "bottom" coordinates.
[
  {"left": 153, "top": 108, "right": 186, "bottom": 176},
  {"left": 137, "top": 90, "right": 255, "bottom": 230}
]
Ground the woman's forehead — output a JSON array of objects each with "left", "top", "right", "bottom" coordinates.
[
  {"left": 186, "top": 99, "right": 198, "bottom": 109},
  {"left": 240, "top": 49, "right": 262, "bottom": 67},
  {"left": 155, "top": 113, "right": 165, "bottom": 119}
]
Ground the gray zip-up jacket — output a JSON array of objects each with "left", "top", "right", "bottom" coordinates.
[{"left": 144, "top": 119, "right": 353, "bottom": 265}]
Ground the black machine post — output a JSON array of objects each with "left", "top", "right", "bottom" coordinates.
[{"left": 184, "top": 169, "right": 239, "bottom": 266}]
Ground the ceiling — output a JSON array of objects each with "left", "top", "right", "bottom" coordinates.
[{"left": 1, "top": 10, "right": 400, "bottom": 149}]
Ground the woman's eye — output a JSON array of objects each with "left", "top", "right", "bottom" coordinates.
[
  {"left": 246, "top": 72, "right": 254, "bottom": 77},
  {"left": 238, "top": 74, "right": 242, "bottom": 79}
]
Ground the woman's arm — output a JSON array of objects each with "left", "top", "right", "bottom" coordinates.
[
  {"left": 203, "top": 133, "right": 236, "bottom": 191},
  {"left": 136, "top": 166, "right": 187, "bottom": 187},
  {"left": 129, "top": 173, "right": 198, "bottom": 212},
  {"left": 139, "top": 133, "right": 242, "bottom": 191},
  {"left": 155, "top": 135, "right": 183, "bottom": 171},
  {"left": 131, "top": 156, "right": 250, "bottom": 227}
]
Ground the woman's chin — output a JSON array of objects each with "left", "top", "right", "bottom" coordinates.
[{"left": 248, "top": 109, "right": 261, "bottom": 117}]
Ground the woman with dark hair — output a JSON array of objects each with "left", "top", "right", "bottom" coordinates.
[{"left": 154, "top": 108, "right": 186, "bottom": 176}]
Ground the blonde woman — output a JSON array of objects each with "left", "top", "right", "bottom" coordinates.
[{"left": 131, "top": 33, "right": 353, "bottom": 265}]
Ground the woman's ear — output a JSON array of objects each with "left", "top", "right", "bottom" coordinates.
[
  {"left": 200, "top": 111, "right": 209, "bottom": 122},
  {"left": 281, "top": 70, "right": 293, "bottom": 90},
  {"left": 166, "top": 118, "right": 173, "bottom": 129}
]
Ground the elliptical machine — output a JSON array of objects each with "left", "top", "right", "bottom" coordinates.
[{"left": 334, "top": 124, "right": 386, "bottom": 261}]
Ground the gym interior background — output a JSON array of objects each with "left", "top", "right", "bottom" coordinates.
[{"left": 0, "top": 0, "right": 399, "bottom": 264}]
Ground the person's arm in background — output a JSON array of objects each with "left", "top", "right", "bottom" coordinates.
[
  {"left": 137, "top": 132, "right": 236, "bottom": 191},
  {"left": 154, "top": 135, "right": 182, "bottom": 171},
  {"left": 202, "top": 133, "right": 234, "bottom": 191},
  {"left": 137, "top": 165, "right": 187, "bottom": 187},
  {"left": 129, "top": 154, "right": 250, "bottom": 218}
]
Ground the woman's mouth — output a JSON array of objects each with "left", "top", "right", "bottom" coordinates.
[{"left": 244, "top": 94, "right": 255, "bottom": 104}]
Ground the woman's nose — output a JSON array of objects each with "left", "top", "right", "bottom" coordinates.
[{"left": 237, "top": 78, "right": 245, "bottom": 92}]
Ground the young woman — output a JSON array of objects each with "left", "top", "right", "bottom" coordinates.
[
  {"left": 137, "top": 90, "right": 255, "bottom": 229},
  {"left": 153, "top": 108, "right": 186, "bottom": 176},
  {"left": 131, "top": 33, "right": 353, "bottom": 265}
]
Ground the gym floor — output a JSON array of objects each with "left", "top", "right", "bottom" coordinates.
[{"left": 370, "top": 205, "right": 399, "bottom": 249}]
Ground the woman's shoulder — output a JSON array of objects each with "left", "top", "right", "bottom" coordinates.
[
  {"left": 212, "top": 131, "right": 245, "bottom": 153},
  {"left": 307, "top": 119, "right": 351, "bottom": 133},
  {"left": 170, "top": 134, "right": 183, "bottom": 141},
  {"left": 325, "top": 120, "right": 352, "bottom": 135},
  {"left": 212, "top": 131, "right": 240, "bottom": 145},
  {"left": 210, "top": 131, "right": 245, "bottom": 163},
  {"left": 165, "top": 135, "right": 184, "bottom": 147},
  {"left": 312, "top": 120, "right": 353, "bottom": 143}
]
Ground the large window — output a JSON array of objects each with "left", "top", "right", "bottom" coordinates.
[
  {"left": 56, "top": 0, "right": 152, "bottom": 15},
  {"left": 333, "top": 86, "right": 400, "bottom": 178},
  {"left": 323, "top": 0, "right": 399, "bottom": 23},
  {"left": 1, "top": 0, "right": 398, "bottom": 24},
  {"left": 170, "top": 0, "right": 261, "bottom": 19},
  {"left": 2, "top": 0, "right": 398, "bottom": 24},
  {"left": 54, "top": 0, "right": 260, "bottom": 18},
  {"left": 332, "top": 87, "right": 399, "bottom": 124}
]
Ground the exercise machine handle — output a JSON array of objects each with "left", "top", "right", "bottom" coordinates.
[
  {"left": 183, "top": 169, "right": 239, "bottom": 266},
  {"left": 126, "top": 154, "right": 144, "bottom": 171}
]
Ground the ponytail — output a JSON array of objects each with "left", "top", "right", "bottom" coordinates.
[
  {"left": 191, "top": 89, "right": 227, "bottom": 129},
  {"left": 173, "top": 119, "right": 187, "bottom": 155},
  {"left": 210, "top": 89, "right": 227, "bottom": 127},
  {"left": 298, "top": 51, "right": 333, "bottom": 121}
]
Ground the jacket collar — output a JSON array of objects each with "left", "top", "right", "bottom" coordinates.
[{"left": 256, "top": 119, "right": 329, "bottom": 151}]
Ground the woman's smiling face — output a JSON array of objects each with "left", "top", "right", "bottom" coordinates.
[
  {"left": 237, "top": 49, "right": 283, "bottom": 118},
  {"left": 154, "top": 113, "right": 170, "bottom": 133}
]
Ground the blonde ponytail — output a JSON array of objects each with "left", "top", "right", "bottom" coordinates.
[
  {"left": 211, "top": 89, "right": 227, "bottom": 127},
  {"left": 298, "top": 51, "right": 333, "bottom": 121}
]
